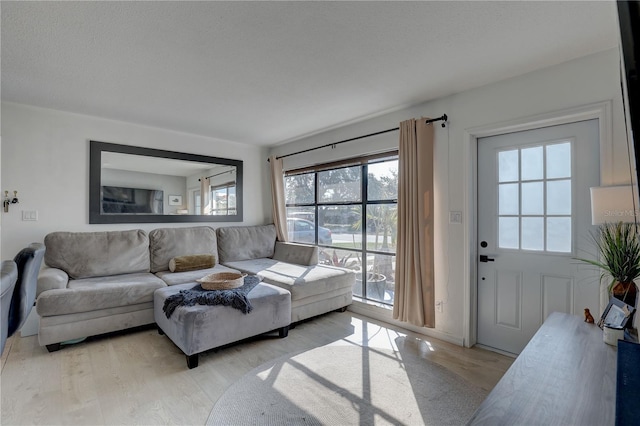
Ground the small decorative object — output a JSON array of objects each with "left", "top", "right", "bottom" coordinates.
[
  {"left": 584, "top": 308, "right": 595, "bottom": 324},
  {"left": 197, "top": 272, "right": 246, "bottom": 290},
  {"left": 598, "top": 297, "right": 636, "bottom": 329},
  {"left": 603, "top": 324, "right": 625, "bottom": 346},
  {"left": 168, "top": 195, "right": 183, "bottom": 206}
]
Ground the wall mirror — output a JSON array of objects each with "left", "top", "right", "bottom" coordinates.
[{"left": 89, "top": 140, "right": 243, "bottom": 223}]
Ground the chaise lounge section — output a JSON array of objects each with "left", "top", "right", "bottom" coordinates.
[{"left": 216, "top": 224, "right": 355, "bottom": 322}]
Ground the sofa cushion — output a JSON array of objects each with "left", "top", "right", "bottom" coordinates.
[
  {"left": 221, "top": 258, "right": 354, "bottom": 301},
  {"left": 155, "top": 263, "right": 241, "bottom": 286},
  {"left": 44, "top": 230, "right": 150, "bottom": 279},
  {"left": 217, "top": 224, "right": 276, "bottom": 263},
  {"left": 36, "top": 272, "right": 166, "bottom": 316},
  {"left": 149, "top": 226, "right": 218, "bottom": 273}
]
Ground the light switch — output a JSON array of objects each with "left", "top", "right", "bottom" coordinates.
[
  {"left": 449, "top": 211, "right": 462, "bottom": 224},
  {"left": 22, "top": 210, "right": 38, "bottom": 221}
]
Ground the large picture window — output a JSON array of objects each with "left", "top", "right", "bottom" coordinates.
[{"left": 285, "top": 153, "right": 398, "bottom": 306}]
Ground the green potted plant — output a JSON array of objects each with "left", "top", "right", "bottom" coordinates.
[{"left": 576, "top": 221, "right": 640, "bottom": 307}]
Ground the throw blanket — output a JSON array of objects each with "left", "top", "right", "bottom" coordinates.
[{"left": 163, "top": 275, "right": 260, "bottom": 318}]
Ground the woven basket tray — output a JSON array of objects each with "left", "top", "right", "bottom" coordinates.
[{"left": 197, "top": 272, "right": 247, "bottom": 290}]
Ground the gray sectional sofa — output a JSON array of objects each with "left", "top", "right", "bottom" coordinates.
[{"left": 36, "top": 224, "right": 354, "bottom": 351}]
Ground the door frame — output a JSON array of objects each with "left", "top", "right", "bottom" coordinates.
[{"left": 463, "top": 101, "right": 613, "bottom": 348}]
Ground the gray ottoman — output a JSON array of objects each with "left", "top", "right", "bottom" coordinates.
[{"left": 154, "top": 281, "right": 291, "bottom": 369}]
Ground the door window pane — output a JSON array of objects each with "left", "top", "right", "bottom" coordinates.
[
  {"left": 499, "top": 183, "right": 519, "bottom": 215},
  {"left": 546, "top": 142, "right": 571, "bottom": 179},
  {"left": 498, "top": 150, "right": 519, "bottom": 182},
  {"left": 547, "top": 217, "right": 572, "bottom": 252},
  {"left": 521, "top": 146, "right": 543, "bottom": 181},
  {"left": 521, "top": 217, "right": 544, "bottom": 251},
  {"left": 499, "top": 217, "right": 519, "bottom": 249},
  {"left": 521, "top": 182, "right": 543, "bottom": 215},
  {"left": 547, "top": 180, "right": 571, "bottom": 215},
  {"left": 495, "top": 141, "right": 572, "bottom": 253}
]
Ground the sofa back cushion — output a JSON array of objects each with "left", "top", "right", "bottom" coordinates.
[
  {"left": 149, "top": 226, "right": 218, "bottom": 273},
  {"left": 217, "top": 224, "right": 276, "bottom": 263},
  {"left": 44, "top": 230, "right": 150, "bottom": 279}
]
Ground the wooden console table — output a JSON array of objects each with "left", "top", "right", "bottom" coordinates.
[{"left": 468, "top": 312, "right": 617, "bottom": 425}]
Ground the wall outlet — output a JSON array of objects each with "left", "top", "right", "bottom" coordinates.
[
  {"left": 449, "top": 211, "right": 462, "bottom": 224},
  {"left": 436, "top": 300, "right": 443, "bottom": 312}
]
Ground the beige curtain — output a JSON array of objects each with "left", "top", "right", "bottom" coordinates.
[
  {"left": 269, "top": 155, "right": 288, "bottom": 241},
  {"left": 200, "top": 177, "right": 210, "bottom": 215},
  {"left": 393, "top": 118, "right": 435, "bottom": 328}
]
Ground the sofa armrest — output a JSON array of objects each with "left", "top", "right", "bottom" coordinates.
[
  {"left": 37, "top": 268, "right": 69, "bottom": 297},
  {"left": 272, "top": 242, "right": 319, "bottom": 266}
]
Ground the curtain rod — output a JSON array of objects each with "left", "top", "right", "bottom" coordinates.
[
  {"left": 198, "top": 169, "right": 234, "bottom": 181},
  {"left": 270, "top": 114, "right": 447, "bottom": 161}
]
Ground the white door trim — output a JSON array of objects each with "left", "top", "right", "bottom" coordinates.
[{"left": 462, "top": 100, "right": 612, "bottom": 348}]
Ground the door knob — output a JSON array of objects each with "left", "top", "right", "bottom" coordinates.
[{"left": 479, "top": 255, "right": 495, "bottom": 263}]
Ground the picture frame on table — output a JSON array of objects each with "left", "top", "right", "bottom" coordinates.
[
  {"left": 168, "top": 195, "right": 183, "bottom": 206},
  {"left": 598, "top": 297, "right": 635, "bottom": 329}
]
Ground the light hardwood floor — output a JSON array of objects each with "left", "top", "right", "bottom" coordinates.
[{"left": 1, "top": 312, "right": 513, "bottom": 425}]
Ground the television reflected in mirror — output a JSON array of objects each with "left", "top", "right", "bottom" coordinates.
[
  {"left": 89, "top": 141, "right": 243, "bottom": 223},
  {"left": 101, "top": 186, "right": 164, "bottom": 214}
]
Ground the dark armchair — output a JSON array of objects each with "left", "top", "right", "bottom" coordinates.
[
  {"left": 6, "top": 243, "right": 46, "bottom": 347},
  {"left": 1, "top": 260, "right": 18, "bottom": 355}
]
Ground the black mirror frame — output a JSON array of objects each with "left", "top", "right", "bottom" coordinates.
[{"left": 89, "top": 140, "right": 243, "bottom": 224}]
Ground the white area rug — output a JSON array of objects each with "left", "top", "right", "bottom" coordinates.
[{"left": 207, "top": 344, "right": 487, "bottom": 425}]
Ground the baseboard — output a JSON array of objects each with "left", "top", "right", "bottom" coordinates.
[
  {"left": 474, "top": 343, "right": 517, "bottom": 358},
  {"left": 347, "top": 301, "right": 465, "bottom": 346}
]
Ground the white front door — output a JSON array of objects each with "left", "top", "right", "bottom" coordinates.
[{"left": 477, "top": 119, "right": 600, "bottom": 354}]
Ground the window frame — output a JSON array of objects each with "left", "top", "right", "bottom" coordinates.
[{"left": 285, "top": 151, "right": 398, "bottom": 305}]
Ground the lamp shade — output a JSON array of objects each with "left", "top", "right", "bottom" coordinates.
[{"left": 590, "top": 185, "right": 636, "bottom": 225}]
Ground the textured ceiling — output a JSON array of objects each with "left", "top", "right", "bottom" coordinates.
[{"left": 1, "top": 1, "right": 619, "bottom": 146}]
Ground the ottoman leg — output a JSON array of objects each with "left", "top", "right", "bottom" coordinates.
[
  {"left": 279, "top": 325, "right": 289, "bottom": 338},
  {"left": 157, "top": 325, "right": 165, "bottom": 335},
  {"left": 186, "top": 354, "right": 199, "bottom": 369}
]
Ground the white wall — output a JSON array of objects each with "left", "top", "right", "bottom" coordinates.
[
  {"left": 0, "top": 102, "right": 271, "bottom": 259},
  {"left": 270, "top": 48, "right": 630, "bottom": 343}
]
